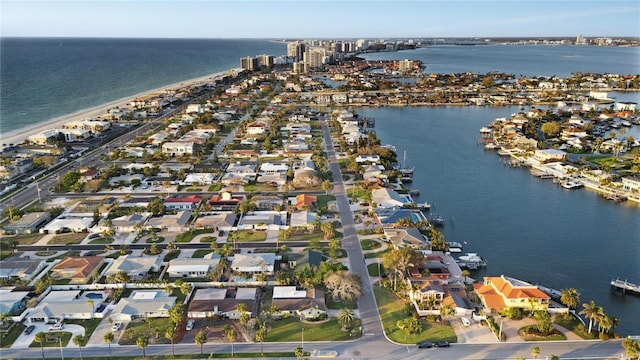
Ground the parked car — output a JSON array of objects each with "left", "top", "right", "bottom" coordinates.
[
  {"left": 416, "top": 341, "right": 433, "bottom": 348},
  {"left": 186, "top": 319, "right": 194, "bottom": 331},
  {"left": 112, "top": 322, "right": 122, "bottom": 331},
  {"left": 461, "top": 317, "right": 471, "bottom": 326},
  {"left": 434, "top": 341, "right": 450, "bottom": 348},
  {"left": 49, "top": 323, "right": 64, "bottom": 331},
  {"left": 24, "top": 325, "right": 36, "bottom": 335}
]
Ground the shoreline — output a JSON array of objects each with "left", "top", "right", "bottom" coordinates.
[{"left": 0, "top": 69, "right": 236, "bottom": 147}]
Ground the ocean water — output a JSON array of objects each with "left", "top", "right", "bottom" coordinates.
[{"left": 0, "top": 38, "right": 286, "bottom": 134}]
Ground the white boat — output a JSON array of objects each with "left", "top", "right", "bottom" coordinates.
[
  {"left": 447, "top": 242, "right": 463, "bottom": 253},
  {"left": 458, "top": 253, "right": 483, "bottom": 262},
  {"left": 456, "top": 253, "right": 487, "bottom": 269},
  {"left": 561, "top": 180, "right": 583, "bottom": 189},
  {"left": 397, "top": 150, "right": 414, "bottom": 181},
  {"left": 484, "top": 142, "right": 498, "bottom": 150}
]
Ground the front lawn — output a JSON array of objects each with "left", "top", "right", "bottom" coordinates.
[
  {"left": 0, "top": 322, "right": 25, "bottom": 348},
  {"left": 47, "top": 233, "right": 87, "bottom": 245},
  {"left": 360, "top": 239, "right": 382, "bottom": 251},
  {"left": 518, "top": 325, "right": 567, "bottom": 341},
  {"left": 89, "top": 237, "right": 113, "bottom": 244},
  {"left": 316, "top": 195, "right": 336, "bottom": 209},
  {"left": 30, "top": 331, "right": 72, "bottom": 347},
  {"left": 367, "top": 262, "right": 385, "bottom": 277},
  {"left": 232, "top": 230, "right": 266, "bottom": 242},
  {"left": 66, "top": 318, "right": 102, "bottom": 340},
  {"left": 119, "top": 318, "right": 173, "bottom": 345},
  {"left": 553, "top": 313, "right": 596, "bottom": 340},
  {"left": 192, "top": 249, "right": 214, "bottom": 258},
  {"left": 265, "top": 317, "right": 361, "bottom": 342},
  {"left": 374, "top": 285, "right": 456, "bottom": 344},
  {"left": 364, "top": 247, "right": 390, "bottom": 259},
  {"left": 325, "top": 294, "right": 358, "bottom": 310},
  {"left": 175, "top": 229, "right": 215, "bottom": 243}
]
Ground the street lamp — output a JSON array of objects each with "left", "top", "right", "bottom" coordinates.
[{"left": 301, "top": 327, "right": 304, "bottom": 348}]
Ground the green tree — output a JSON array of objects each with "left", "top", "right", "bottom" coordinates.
[
  {"left": 195, "top": 329, "right": 207, "bottom": 354},
  {"left": 397, "top": 317, "right": 423, "bottom": 335},
  {"left": 323, "top": 270, "right": 362, "bottom": 302},
  {"left": 295, "top": 346, "right": 304, "bottom": 359},
  {"left": 321, "top": 179, "right": 333, "bottom": 195},
  {"left": 226, "top": 327, "right": 237, "bottom": 356},
  {"left": 102, "top": 332, "right": 114, "bottom": 359},
  {"left": 531, "top": 345, "right": 541, "bottom": 359},
  {"left": 73, "top": 335, "right": 85, "bottom": 360},
  {"left": 337, "top": 308, "right": 355, "bottom": 330},
  {"left": 34, "top": 332, "right": 46, "bottom": 360},
  {"left": 382, "top": 246, "right": 423, "bottom": 291},
  {"left": 255, "top": 318, "right": 270, "bottom": 355},
  {"left": 560, "top": 288, "right": 580, "bottom": 310},
  {"left": 165, "top": 325, "right": 177, "bottom": 357},
  {"left": 168, "top": 303, "right": 184, "bottom": 327},
  {"left": 136, "top": 336, "right": 149, "bottom": 358},
  {"left": 61, "top": 170, "right": 81, "bottom": 189},
  {"left": 541, "top": 121, "right": 561, "bottom": 138},
  {"left": 147, "top": 197, "right": 165, "bottom": 216},
  {"left": 320, "top": 221, "right": 336, "bottom": 240},
  {"left": 579, "top": 300, "right": 601, "bottom": 334},
  {"left": 622, "top": 337, "right": 640, "bottom": 359},
  {"left": 439, "top": 303, "right": 456, "bottom": 319}
]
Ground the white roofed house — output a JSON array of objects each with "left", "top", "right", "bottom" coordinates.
[
  {"left": 162, "top": 141, "right": 195, "bottom": 157},
  {"left": 26, "top": 290, "right": 105, "bottom": 324},
  {"left": 290, "top": 211, "right": 317, "bottom": 231},
  {"left": 28, "top": 130, "right": 61, "bottom": 145},
  {"left": 238, "top": 212, "right": 283, "bottom": 231},
  {"left": 59, "top": 128, "right": 91, "bottom": 142},
  {"left": 166, "top": 254, "right": 221, "bottom": 278},
  {"left": 146, "top": 210, "right": 192, "bottom": 232},
  {"left": 110, "top": 290, "right": 176, "bottom": 321},
  {"left": 183, "top": 173, "right": 216, "bottom": 185},
  {"left": 187, "top": 288, "right": 257, "bottom": 320},
  {"left": 111, "top": 213, "right": 150, "bottom": 233},
  {"left": 230, "top": 253, "right": 276, "bottom": 276},
  {"left": 271, "top": 286, "right": 327, "bottom": 320},
  {"left": 106, "top": 254, "right": 162, "bottom": 281}
]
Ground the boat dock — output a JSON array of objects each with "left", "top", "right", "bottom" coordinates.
[{"left": 611, "top": 279, "right": 640, "bottom": 295}]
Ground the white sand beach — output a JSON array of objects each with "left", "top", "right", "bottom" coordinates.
[{"left": 0, "top": 69, "right": 235, "bottom": 147}]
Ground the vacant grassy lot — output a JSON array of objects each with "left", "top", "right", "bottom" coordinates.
[
  {"left": 374, "top": 285, "right": 456, "bottom": 344},
  {"left": 232, "top": 230, "right": 267, "bottom": 242},
  {"left": 175, "top": 229, "right": 215, "bottom": 243},
  {"left": 48, "top": 233, "right": 87, "bottom": 245},
  {"left": 265, "top": 317, "right": 361, "bottom": 342}
]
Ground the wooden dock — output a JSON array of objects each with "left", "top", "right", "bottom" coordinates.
[{"left": 610, "top": 279, "right": 640, "bottom": 295}]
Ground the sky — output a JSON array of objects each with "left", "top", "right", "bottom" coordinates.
[{"left": 2, "top": 0, "right": 639, "bottom": 39}]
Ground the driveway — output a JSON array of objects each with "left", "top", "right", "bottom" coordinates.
[{"left": 12, "top": 323, "right": 85, "bottom": 349}]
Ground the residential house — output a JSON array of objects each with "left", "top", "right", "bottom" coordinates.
[
  {"left": 533, "top": 149, "right": 567, "bottom": 163},
  {"left": 0, "top": 258, "right": 46, "bottom": 281},
  {"left": 207, "top": 192, "right": 244, "bottom": 211},
  {"left": 253, "top": 195, "right": 283, "bottom": 210},
  {"left": 238, "top": 212, "right": 283, "bottom": 231},
  {"left": 110, "top": 290, "right": 176, "bottom": 321},
  {"left": 295, "top": 194, "right": 317, "bottom": 210},
  {"left": 41, "top": 216, "right": 93, "bottom": 234},
  {"left": 162, "top": 141, "right": 195, "bottom": 157},
  {"left": 473, "top": 275, "right": 550, "bottom": 312},
  {"left": 271, "top": 286, "right": 327, "bottom": 320},
  {"left": 384, "top": 227, "right": 427, "bottom": 248},
  {"left": 194, "top": 213, "right": 237, "bottom": 231},
  {"left": 372, "top": 187, "right": 409, "bottom": 209},
  {"left": 187, "top": 288, "right": 257, "bottom": 319},
  {"left": 288, "top": 249, "right": 323, "bottom": 271},
  {"left": 0, "top": 289, "right": 30, "bottom": 315},
  {"left": 290, "top": 211, "right": 317, "bottom": 230},
  {"left": 622, "top": 176, "right": 640, "bottom": 193},
  {"left": 111, "top": 213, "right": 150, "bottom": 233},
  {"left": 166, "top": 254, "right": 221, "bottom": 278},
  {"left": 3, "top": 212, "right": 51, "bottom": 235},
  {"left": 50, "top": 256, "right": 105, "bottom": 284},
  {"left": 105, "top": 254, "right": 162, "bottom": 281},
  {"left": 164, "top": 195, "right": 201, "bottom": 210},
  {"left": 183, "top": 173, "right": 216, "bottom": 186},
  {"left": 147, "top": 210, "right": 192, "bottom": 232},
  {"left": 28, "top": 130, "right": 60, "bottom": 145},
  {"left": 26, "top": 290, "right": 104, "bottom": 323},
  {"left": 230, "top": 253, "right": 276, "bottom": 276}
]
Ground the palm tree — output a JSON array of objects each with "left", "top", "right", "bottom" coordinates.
[
  {"left": 439, "top": 303, "right": 456, "bottom": 320},
  {"left": 226, "top": 328, "right": 237, "bottom": 356},
  {"left": 195, "top": 329, "right": 207, "bottom": 354},
  {"left": 599, "top": 314, "right": 613, "bottom": 334},
  {"left": 560, "top": 288, "right": 580, "bottom": 310},
  {"left": 103, "top": 332, "right": 114, "bottom": 359},
  {"left": 255, "top": 320, "right": 270, "bottom": 355},
  {"left": 579, "top": 300, "right": 599, "bottom": 334},
  {"left": 337, "top": 308, "right": 355, "bottom": 331},
  {"left": 531, "top": 346, "right": 541, "bottom": 359},
  {"left": 165, "top": 325, "right": 177, "bottom": 357},
  {"left": 136, "top": 336, "right": 149, "bottom": 358},
  {"left": 34, "top": 332, "right": 46, "bottom": 360},
  {"left": 72, "top": 335, "right": 85, "bottom": 360},
  {"left": 295, "top": 345, "right": 304, "bottom": 359}
]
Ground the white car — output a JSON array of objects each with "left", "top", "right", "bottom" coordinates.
[
  {"left": 185, "top": 319, "right": 194, "bottom": 331},
  {"left": 112, "top": 322, "right": 122, "bottom": 331},
  {"left": 461, "top": 317, "right": 471, "bottom": 326},
  {"left": 49, "top": 323, "right": 64, "bottom": 331}
]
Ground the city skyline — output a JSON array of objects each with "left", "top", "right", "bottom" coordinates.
[{"left": 2, "top": 0, "right": 639, "bottom": 39}]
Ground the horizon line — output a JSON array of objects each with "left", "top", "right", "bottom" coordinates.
[{"left": 2, "top": 35, "right": 639, "bottom": 40}]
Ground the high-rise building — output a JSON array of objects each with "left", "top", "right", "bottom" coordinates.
[
  {"left": 240, "top": 56, "right": 259, "bottom": 71},
  {"left": 287, "top": 41, "right": 307, "bottom": 61},
  {"left": 257, "top": 54, "right": 275, "bottom": 68},
  {"left": 304, "top": 47, "right": 326, "bottom": 69}
]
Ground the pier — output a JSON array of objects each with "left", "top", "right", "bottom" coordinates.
[{"left": 611, "top": 279, "right": 640, "bottom": 295}]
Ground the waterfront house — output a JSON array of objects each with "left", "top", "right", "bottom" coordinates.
[
  {"left": 372, "top": 187, "right": 408, "bottom": 209},
  {"left": 384, "top": 227, "right": 427, "bottom": 248},
  {"left": 473, "top": 275, "right": 550, "bottom": 312},
  {"left": 105, "top": 254, "right": 162, "bottom": 281},
  {"left": 534, "top": 149, "right": 567, "bottom": 163},
  {"left": 187, "top": 287, "right": 257, "bottom": 319},
  {"left": 50, "top": 256, "right": 105, "bottom": 284},
  {"left": 28, "top": 130, "right": 61, "bottom": 145},
  {"left": 622, "top": 176, "right": 640, "bottom": 193}
]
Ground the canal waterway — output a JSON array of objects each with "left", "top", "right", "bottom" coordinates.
[{"left": 360, "top": 105, "right": 640, "bottom": 336}]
